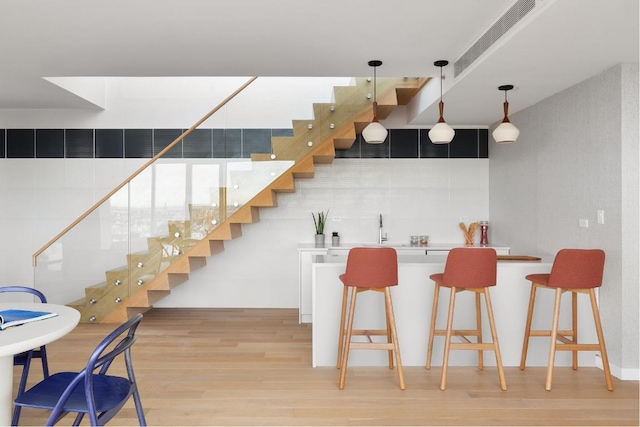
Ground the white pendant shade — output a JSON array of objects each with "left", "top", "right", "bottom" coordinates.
[
  {"left": 492, "top": 121, "right": 520, "bottom": 144},
  {"left": 362, "top": 121, "right": 388, "bottom": 144},
  {"left": 428, "top": 122, "right": 455, "bottom": 144}
]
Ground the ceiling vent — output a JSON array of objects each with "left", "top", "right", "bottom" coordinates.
[{"left": 454, "top": 0, "right": 536, "bottom": 77}]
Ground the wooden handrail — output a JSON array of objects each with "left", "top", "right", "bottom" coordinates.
[{"left": 32, "top": 77, "right": 258, "bottom": 266}]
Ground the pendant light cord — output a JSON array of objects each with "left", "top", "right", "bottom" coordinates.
[
  {"left": 373, "top": 65, "right": 377, "bottom": 103},
  {"left": 439, "top": 66, "right": 443, "bottom": 102}
]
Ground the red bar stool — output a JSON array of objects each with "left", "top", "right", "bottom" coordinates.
[
  {"left": 336, "top": 247, "right": 405, "bottom": 390},
  {"left": 425, "top": 247, "right": 506, "bottom": 390},
  {"left": 520, "top": 249, "right": 613, "bottom": 391}
]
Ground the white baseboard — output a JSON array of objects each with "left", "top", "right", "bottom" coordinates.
[{"left": 595, "top": 353, "right": 640, "bottom": 381}]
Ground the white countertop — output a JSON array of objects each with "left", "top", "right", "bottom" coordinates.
[
  {"left": 313, "top": 253, "right": 553, "bottom": 265},
  {"left": 299, "top": 242, "right": 512, "bottom": 251}
]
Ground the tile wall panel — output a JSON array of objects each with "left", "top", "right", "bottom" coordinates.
[
  {"left": 96, "top": 129, "right": 124, "bottom": 158},
  {"left": 390, "top": 129, "right": 419, "bottom": 158},
  {"left": 420, "top": 129, "right": 449, "bottom": 158},
  {"left": 65, "top": 129, "right": 94, "bottom": 158},
  {"left": 272, "top": 128, "right": 294, "bottom": 137},
  {"left": 242, "top": 129, "right": 271, "bottom": 157},
  {"left": 212, "top": 129, "right": 226, "bottom": 158},
  {"left": 184, "top": 128, "right": 213, "bottom": 158},
  {"left": 1, "top": 127, "right": 488, "bottom": 159},
  {"left": 124, "top": 129, "right": 153, "bottom": 158},
  {"left": 449, "top": 129, "right": 479, "bottom": 158},
  {"left": 335, "top": 138, "right": 361, "bottom": 158},
  {"left": 36, "top": 129, "right": 64, "bottom": 158},
  {"left": 7, "top": 129, "right": 35, "bottom": 158},
  {"left": 360, "top": 134, "right": 390, "bottom": 158},
  {"left": 153, "top": 129, "right": 183, "bottom": 158},
  {"left": 213, "top": 129, "right": 241, "bottom": 158},
  {"left": 479, "top": 129, "right": 489, "bottom": 158}
]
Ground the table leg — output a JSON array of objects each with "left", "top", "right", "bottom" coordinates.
[{"left": 0, "top": 356, "right": 13, "bottom": 426}]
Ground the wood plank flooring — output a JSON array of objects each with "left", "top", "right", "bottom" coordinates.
[{"left": 14, "top": 308, "right": 639, "bottom": 426}]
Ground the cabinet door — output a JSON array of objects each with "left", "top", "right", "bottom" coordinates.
[{"left": 299, "top": 249, "right": 328, "bottom": 323}]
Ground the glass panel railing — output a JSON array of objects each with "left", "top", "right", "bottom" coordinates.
[
  {"left": 34, "top": 158, "right": 293, "bottom": 322},
  {"left": 32, "top": 76, "right": 427, "bottom": 322}
]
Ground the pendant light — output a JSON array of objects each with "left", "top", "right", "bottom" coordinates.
[
  {"left": 362, "top": 60, "right": 388, "bottom": 144},
  {"left": 428, "top": 60, "right": 455, "bottom": 144},
  {"left": 492, "top": 84, "right": 520, "bottom": 144}
]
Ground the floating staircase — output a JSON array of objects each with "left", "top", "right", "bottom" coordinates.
[{"left": 67, "top": 76, "right": 428, "bottom": 323}]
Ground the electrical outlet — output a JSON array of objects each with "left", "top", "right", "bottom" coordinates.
[
  {"left": 597, "top": 210, "right": 604, "bottom": 224},
  {"left": 459, "top": 216, "right": 469, "bottom": 222},
  {"left": 579, "top": 219, "right": 589, "bottom": 228},
  {"left": 332, "top": 216, "right": 341, "bottom": 222}
]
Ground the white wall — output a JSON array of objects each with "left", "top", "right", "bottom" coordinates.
[
  {"left": 489, "top": 64, "right": 639, "bottom": 377},
  {"left": 0, "top": 157, "right": 146, "bottom": 288},
  {"left": 155, "top": 158, "right": 489, "bottom": 308}
]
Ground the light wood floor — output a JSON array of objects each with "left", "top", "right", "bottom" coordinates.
[{"left": 14, "top": 308, "right": 639, "bottom": 426}]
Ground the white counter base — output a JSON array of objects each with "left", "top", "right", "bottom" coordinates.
[{"left": 311, "top": 255, "right": 599, "bottom": 368}]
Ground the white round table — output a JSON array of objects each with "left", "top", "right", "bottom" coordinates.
[{"left": 0, "top": 302, "right": 80, "bottom": 425}]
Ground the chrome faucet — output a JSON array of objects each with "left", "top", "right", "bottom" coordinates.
[{"left": 378, "top": 214, "right": 388, "bottom": 244}]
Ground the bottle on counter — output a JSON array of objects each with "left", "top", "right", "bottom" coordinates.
[
  {"left": 332, "top": 231, "right": 340, "bottom": 246},
  {"left": 480, "top": 221, "right": 489, "bottom": 246}
]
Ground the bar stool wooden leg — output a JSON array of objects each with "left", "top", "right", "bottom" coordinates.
[
  {"left": 475, "top": 292, "right": 484, "bottom": 370},
  {"left": 483, "top": 288, "right": 507, "bottom": 391},
  {"left": 440, "top": 287, "right": 457, "bottom": 391},
  {"left": 336, "top": 285, "right": 349, "bottom": 369},
  {"left": 520, "top": 283, "right": 538, "bottom": 370},
  {"left": 339, "top": 288, "right": 358, "bottom": 390},
  {"left": 571, "top": 291, "right": 578, "bottom": 370},
  {"left": 384, "top": 288, "right": 405, "bottom": 389},
  {"left": 589, "top": 289, "right": 614, "bottom": 391},
  {"left": 545, "top": 288, "right": 563, "bottom": 391},
  {"left": 425, "top": 283, "right": 441, "bottom": 370},
  {"left": 385, "top": 297, "right": 394, "bottom": 369}
]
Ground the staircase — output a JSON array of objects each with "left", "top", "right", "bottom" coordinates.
[{"left": 61, "top": 76, "right": 428, "bottom": 323}]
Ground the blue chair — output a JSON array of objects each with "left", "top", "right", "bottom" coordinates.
[
  {"left": 0, "top": 286, "right": 50, "bottom": 425},
  {"left": 13, "top": 313, "right": 146, "bottom": 426}
]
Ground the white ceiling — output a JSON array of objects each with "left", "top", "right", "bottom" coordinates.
[{"left": 0, "top": 0, "right": 637, "bottom": 126}]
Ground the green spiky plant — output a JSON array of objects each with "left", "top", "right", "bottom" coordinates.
[{"left": 312, "top": 210, "right": 329, "bottom": 235}]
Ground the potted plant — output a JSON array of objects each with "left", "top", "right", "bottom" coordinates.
[{"left": 312, "top": 209, "right": 329, "bottom": 246}]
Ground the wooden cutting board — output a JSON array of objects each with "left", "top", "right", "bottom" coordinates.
[{"left": 497, "top": 255, "right": 542, "bottom": 261}]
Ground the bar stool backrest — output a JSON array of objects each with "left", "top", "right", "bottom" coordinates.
[
  {"left": 548, "top": 249, "right": 605, "bottom": 289},
  {"left": 442, "top": 247, "right": 497, "bottom": 288},
  {"left": 340, "top": 247, "right": 398, "bottom": 288}
]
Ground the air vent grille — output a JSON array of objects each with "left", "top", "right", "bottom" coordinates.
[{"left": 454, "top": 0, "right": 536, "bottom": 77}]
